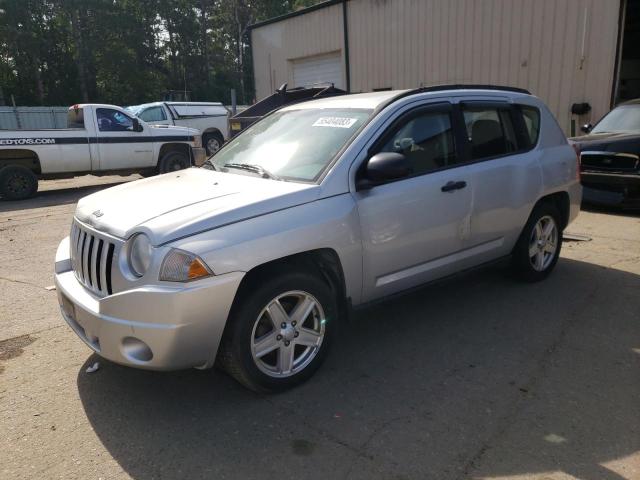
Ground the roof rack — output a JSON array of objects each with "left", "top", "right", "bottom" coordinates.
[{"left": 412, "top": 84, "right": 531, "bottom": 95}]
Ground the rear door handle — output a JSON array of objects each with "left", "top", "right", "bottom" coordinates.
[{"left": 441, "top": 180, "right": 467, "bottom": 192}]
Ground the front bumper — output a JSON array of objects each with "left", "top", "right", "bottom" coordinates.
[
  {"left": 54, "top": 236, "right": 244, "bottom": 370},
  {"left": 191, "top": 146, "right": 207, "bottom": 167},
  {"left": 581, "top": 172, "right": 640, "bottom": 208}
]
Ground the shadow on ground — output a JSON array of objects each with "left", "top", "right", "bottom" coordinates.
[
  {"left": 0, "top": 180, "right": 131, "bottom": 213},
  {"left": 77, "top": 258, "right": 640, "bottom": 480}
]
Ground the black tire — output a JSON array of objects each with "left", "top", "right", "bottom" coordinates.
[
  {"left": 203, "top": 132, "right": 224, "bottom": 156},
  {"left": 0, "top": 165, "right": 38, "bottom": 200},
  {"left": 512, "top": 201, "right": 563, "bottom": 282},
  {"left": 158, "top": 151, "right": 190, "bottom": 174},
  {"left": 218, "top": 269, "right": 337, "bottom": 393}
]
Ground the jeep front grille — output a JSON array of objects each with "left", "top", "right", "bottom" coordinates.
[{"left": 70, "top": 221, "right": 116, "bottom": 296}]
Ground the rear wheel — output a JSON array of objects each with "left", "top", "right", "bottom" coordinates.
[
  {"left": 203, "top": 132, "right": 224, "bottom": 156},
  {"left": 0, "top": 165, "right": 38, "bottom": 200},
  {"left": 512, "top": 202, "right": 562, "bottom": 282},
  {"left": 218, "top": 269, "right": 337, "bottom": 392},
  {"left": 158, "top": 151, "right": 190, "bottom": 174}
]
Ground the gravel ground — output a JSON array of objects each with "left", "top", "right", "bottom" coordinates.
[{"left": 1, "top": 175, "right": 639, "bottom": 480}]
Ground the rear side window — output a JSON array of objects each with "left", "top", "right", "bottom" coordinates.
[
  {"left": 518, "top": 106, "right": 541, "bottom": 146},
  {"left": 462, "top": 106, "right": 518, "bottom": 160},
  {"left": 67, "top": 108, "right": 84, "bottom": 128}
]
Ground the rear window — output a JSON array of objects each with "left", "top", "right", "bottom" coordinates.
[
  {"left": 518, "top": 105, "right": 541, "bottom": 147},
  {"left": 67, "top": 107, "right": 84, "bottom": 128}
]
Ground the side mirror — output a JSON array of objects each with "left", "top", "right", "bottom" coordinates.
[
  {"left": 357, "top": 152, "right": 412, "bottom": 190},
  {"left": 132, "top": 118, "right": 143, "bottom": 132},
  {"left": 581, "top": 123, "right": 593, "bottom": 134}
]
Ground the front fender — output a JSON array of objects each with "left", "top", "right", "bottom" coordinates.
[{"left": 169, "top": 194, "right": 364, "bottom": 305}]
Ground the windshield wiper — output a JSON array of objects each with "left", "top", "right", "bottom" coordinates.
[{"left": 224, "top": 163, "right": 282, "bottom": 180}]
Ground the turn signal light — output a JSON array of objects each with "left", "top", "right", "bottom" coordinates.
[
  {"left": 159, "top": 249, "right": 213, "bottom": 282},
  {"left": 188, "top": 258, "right": 211, "bottom": 280}
]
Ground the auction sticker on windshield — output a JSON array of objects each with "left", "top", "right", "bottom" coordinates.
[{"left": 312, "top": 117, "right": 358, "bottom": 128}]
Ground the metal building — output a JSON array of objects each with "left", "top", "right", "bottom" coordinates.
[{"left": 250, "top": 0, "right": 640, "bottom": 136}]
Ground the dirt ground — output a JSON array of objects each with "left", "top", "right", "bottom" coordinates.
[{"left": 1, "top": 175, "right": 639, "bottom": 480}]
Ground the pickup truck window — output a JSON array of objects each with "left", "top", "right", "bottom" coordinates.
[
  {"left": 139, "top": 106, "right": 167, "bottom": 123},
  {"left": 97, "top": 108, "right": 134, "bottom": 132},
  {"left": 211, "top": 108, "right": 372, "bottom": 182},
  {"left": 67, "top": 108, "right": 85, "bottom": 128}
]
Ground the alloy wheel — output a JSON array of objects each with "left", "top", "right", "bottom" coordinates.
[
  {"left": 250, "top": 290, "right": 326, "bottom": 378},
  {"left": 529, "top": 215, "right": 558, "bottom": 271}
]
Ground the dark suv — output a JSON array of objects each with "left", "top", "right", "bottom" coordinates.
[{"left": 570, "top": 99, "right": 640, "bottom": 208}]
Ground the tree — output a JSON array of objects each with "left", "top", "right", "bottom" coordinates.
[{"left": 0, "top": 0, "right": 323, "bottom": 106}]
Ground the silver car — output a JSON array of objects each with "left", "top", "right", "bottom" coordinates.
[{"left": 54, "top": 86, "right": 581, "bottom": 392}]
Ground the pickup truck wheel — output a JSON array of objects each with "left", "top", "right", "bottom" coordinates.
[
  {"left": 512, "top": 202, "right": 562, "bottom": 282},
  {"left": 158, "top": 151, "right": 190, "bottom": 174},
  {"left": 0, "top": 166, "right": 38, "bottom": 200},
  {"left": 203, "top": 132, "right": 223, "bottom": 156},
  {"left": 219, "top": 270, "right": 336, "bottom": 392}
]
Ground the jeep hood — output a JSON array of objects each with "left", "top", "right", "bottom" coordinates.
[{"left": 75, "top": 168, "right": 321, "bottom": 244}]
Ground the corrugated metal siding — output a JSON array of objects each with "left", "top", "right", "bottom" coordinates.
[
  {"left": 0, "top": 107, "right": 69, "bottom": 130},
  {"left": 252, "top": 3, "right": 345, "bottom": 99},
  {"left": 252, "top": 0, "right": 621, "bottom": 134}
]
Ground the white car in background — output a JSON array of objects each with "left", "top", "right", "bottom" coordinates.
[
  {"left": 0, "top": 104, "right": 204, "bottom": 200},
  {"left": 126, "top": 102, "right": 229, "bottom": 155}
]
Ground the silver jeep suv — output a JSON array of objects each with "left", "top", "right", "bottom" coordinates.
[{"left": 54, "top": 86, "right": 581, "bottom": 392}]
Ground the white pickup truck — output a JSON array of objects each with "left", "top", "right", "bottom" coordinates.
[
  {"left": 0, "top": 104, "right": 205, "bottom": 200},
  {"left": 126, "top": 102, "right": 229, "bottom": 155}
]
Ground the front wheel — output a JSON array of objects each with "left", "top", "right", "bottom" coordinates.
[
  {"left": 512, "top": 202, "right": 563, "bottom": 282},
  {"left": 203, "top": 132, "right": 224, "bottom": 156},
  {"left": 0, "top": 165, "right": 38, "bottom": 200},
  {"left": 158, "top": 151, "right": 190, "bottom": 174},
  {"left": 218, "top": 270, "right": 337, "bottom": 392}
]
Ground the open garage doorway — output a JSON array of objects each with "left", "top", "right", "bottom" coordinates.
[{"left": 614, "top": 0, "right": 640, "bottom": 104}]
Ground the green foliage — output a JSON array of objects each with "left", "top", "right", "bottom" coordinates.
[{"left": 0, "top": 0, "right": 322, "bottom": 106}]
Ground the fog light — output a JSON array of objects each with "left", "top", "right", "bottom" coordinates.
[{"left": 121, "top": 337, "right": 153, "bottom": 362}]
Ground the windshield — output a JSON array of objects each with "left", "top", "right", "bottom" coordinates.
[
  {"left": 124, "top": 105, "right": 144, "bottom": 116},
  {"left": 592, "top": 105, "right": 640, "bottom": 134},
  {"left": 211, "top": 108, "right": 372, "bottom": 182}
]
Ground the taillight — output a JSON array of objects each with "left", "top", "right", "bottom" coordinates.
[{"left": 572, "top": 143, "right": 581, "bottom": 181}]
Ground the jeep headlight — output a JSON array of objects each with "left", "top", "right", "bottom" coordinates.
[
  {"left": 128, "top": 233, "right": 153, "bottom": 277},
  {"left": 160, "top": 249, "right": 212, "bottom": 282}
]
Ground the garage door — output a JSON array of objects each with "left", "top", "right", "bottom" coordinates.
[{"left": 292, "top": 52, "right": 343, "bottom": 89}]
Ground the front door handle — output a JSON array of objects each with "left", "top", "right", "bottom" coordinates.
[{"left": 441, "top": 180, "right": 467, "bottom": 192}]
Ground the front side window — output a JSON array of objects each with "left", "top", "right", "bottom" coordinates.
[
  {"left": 592, "top": 105, "right": 640, "bottom": 134},
  {"left": 96, "top": 108, "right": 134, "bottom": 132},
  {"left": 379, "top": 111, "right": 456, "bottom": 174},
  {"left": 139, "top": 106, "right": 166, "bottom": 123},
  {"left": 462, "top": 106, "right": 517, "bottom": 160},
  {"left": 211, "top": 108, "right": 372, "bottom": 182}
]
